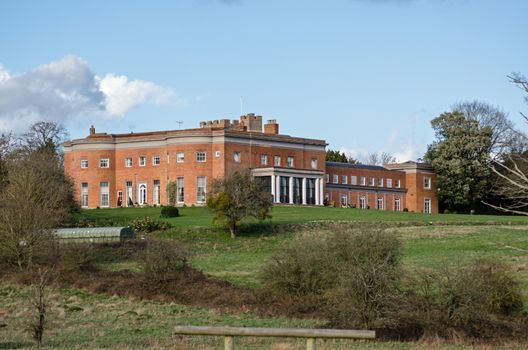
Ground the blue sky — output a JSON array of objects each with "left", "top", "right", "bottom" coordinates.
[{"left": 0, "top": 0, "right": 526, "bottom": 161}]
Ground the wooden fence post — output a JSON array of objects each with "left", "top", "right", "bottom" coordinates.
[
  {"left": 224, "top": 335, "right": 234, "bottom": 350},
  {"left": 306, "top": 337, "right": 316, "bottom": 350}
]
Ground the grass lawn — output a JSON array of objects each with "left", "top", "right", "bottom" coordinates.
[{"left": 74, "top": 205, "right": 528, "bottom": 228}]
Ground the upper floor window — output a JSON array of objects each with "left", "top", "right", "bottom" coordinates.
[
  {"left": 378, "top": 178, "right": 383, "bottom": 187},
  {"left": 139, "top": 156, "right": 146, "bottom": 166},
  {"left": 395, "top": 179, "right": 401, "bottom": 188},
  {"left": 196, "top": 151, "right": 206, "bottom": 162},
  {"left": 369, "top": 177, "right": 375, "bottom": 186},
  {"left": 125, "top": 157, "right": 132, "bottom": 167},
  {"left": 325, "top": 174, "right": 330, "bottom": 183},
  {"left": 360, "top": 176, "right": 366, "bottom": 186},
  {"left": 287, "top": 156, "right": 294, "bottom": 167},
  {"left": 351, "top": 176, "right": 357, "bottom": 185},
  {"left": 424, "top": 177, "right": 431, "bottom": 189},
  {"left": 99, "top": 158, "right": 109, "bottom": 168},
  {"left": 274, "top": 155, "right": 281, "bottom": 166},
  {"left": 233, "top": 151, "right": 241, "bottom": 163},
  {"left": 152, "top": 156, "right": 160, "bottom": 166},
  {"left": 80, "top": 159, "right": 88, "bottom": 169},
  {"left": 386, "top": 179, "right": 393, "bottom": 188},
  {"left": 333, "top": 175, "right": 338, "bottom": 184},
  {"left": 176, "top": 152, "right": 184, "bottom": 163},
  {"left": 261, "top": 154, "right": 268, "bottom": 165},
  {"left": 341, "top": 175, "right": 347, "bottom": 184},
  {"left": 311, "top": 159, "right": 317, "bottom": 169}
]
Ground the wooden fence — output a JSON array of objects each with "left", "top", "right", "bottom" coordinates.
[{"left": 173, "top": 325, "right": 375, "bottom": 350}]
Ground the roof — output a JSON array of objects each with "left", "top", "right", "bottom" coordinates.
[{"left": 325, "top": 161, "right": 388, "bottom": 171}]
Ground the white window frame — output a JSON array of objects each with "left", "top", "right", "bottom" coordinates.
[
  {"left": 196, "top": 151, "right": 206, "bottom": 162},
  {"left": 359, "top": 195, "right": 366, "bottom": 209},
  {"left": 176, "top": 177, "right": 184, "bottom": 204},
  {"left": 333, "top": 175, "right": 338, "bottom": 184},
  {"left": 99, "top": 181, "right": 109, "bottom": 208},
  {"left": 117, "top": 191, "right": 123, "bottom": 207},
  {"left": 394, "top": 197, "right": 401, "bottom": 211},
  {"left": 377, "top": 197, "right": 384, "bottom": 210},
  {"left": 153, "top": 179, "right": 161, "bottom": 205},
  {"left": 233, "top": 151, "right": 241, "bottom": 163},
  {"left": 261, "top": 154, "right": 268, "bottom": 165},
  {"left": 287, "top": 156, "right": 294, "bottom": 168},
  {"left": 311, "top": 159, "right": 317, "bottom": 169},
  {"left": 341, "top": 175, "right": 347, "bottom": 184},
  {"left": 325, "top": 174, "right": 330, "bottom": 183},
  {"left": 99, "top": 158, "right": 109, "bottom": 168},
  {"left": 81, "top": 183, "right": 89, "bottom": 208},
  {"left": 176, "top": 152, "right": 185, "bottom": 163},
  {"left": 196, "top": 176, "right": 206, "bottom": 203},
  {"left": 351, "top": 176, "right": 357, "bottom": 185},
  {"left": 386, "top": 179, "right": 393, "bottom": 188},
  {"left": 274, "top": 155, "right": 281, "bottom": 166},
  {"left": 360, "top": 176, "right": 366, "bottom": 186},
  {"left": 424, "top": 177, "right": 431, "bottom": 190},
  {"left": 424, "top": 198, "right": 432, "bottom": 214},
  {"left": 341, "top": 195, "right": 348, "bottom": 207},
  {"left": 395, "top": 179, "right": 401, "bottom": 188},
  {"left": 152, "top": 156, "right": 161, "bottom": 166},
  {"left": 125, "top": 157, "right": 132, "bottom": 168},
  {"left": 138, "top": 183, "right": 147, "bottom": 205},
  {"left": 80, "top": 159, "right": 88, "bottom": 169},
  {"left": 139, "top": 156, "right": 146, "bottom": 167},
  {"left": 369, "top": 177, "right": 375, "bottom": 186},
  {"left": 378, "top": 178, "right": 383, "bottom": 187},
  {"left": 125, "top": 181, "right": 133, "bottom": 207}
]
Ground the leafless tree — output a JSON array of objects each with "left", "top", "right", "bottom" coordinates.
[
  {"left": 21, "top": 121, "right": 68, "bottom": 154},
  {"left": 31, "top": 267, "right": 52, "bottom": 347},
  {"left": 365, "top": 152, "right": 396, "bottom": 166}
]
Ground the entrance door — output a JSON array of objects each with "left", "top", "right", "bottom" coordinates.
[{"left": 138, "top": 183, "right": 147, "bottom": 205}]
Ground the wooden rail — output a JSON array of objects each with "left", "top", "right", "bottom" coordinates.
[{"left": 174, "top": 325, "right": 375, "bottom": 350}]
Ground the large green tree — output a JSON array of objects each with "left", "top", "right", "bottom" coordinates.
[
  {"left": 325, "top": 149, "right": 358, "bottom": 164},
  {"left": 424, "top": 112, "right": 492, "bottom": 211},
  {"left": 207, "top": 171, "right": 272, "bottom": 238}
]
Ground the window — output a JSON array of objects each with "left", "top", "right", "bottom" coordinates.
[
  {"left": 359, "top": 195, "right": 366, "bottom": 209},
  {"left": 325, "top": 174, "right": 330, "bottom": 183},
  {"left": 424, "top": 198, "right": 432, "bottom": 214},
  {"left": 341, "top": 175, "right": 347, "bottom": 184},
  {"left": 152, "top": 156, "right": 160, "bottom": 166},
  {"left": 176, "top": 177, "right": 184, "bottom": 203},
  {"left": 80, "top": 159, "right": 88, "bottom": 169},
  {"left": 176, "top": 152, "right": 185, "bottom": 163},
  {"left": 139, "top": 156, "right": 146, "bottom": 166},
  {"left": 386, "top": 179, "right": 393, "bottom": 188},
  {"left": 369, "top": 177, "right": 375, "bottom": 186},
  {"left": 125, "top": 181, "right": 133, "bottom": 207},
  {"left": 138, "top": 183, "right": 147, "bottom": 205},
  {"left": 341, "top": 195, "right": 348, "bottom": 207},
  {"left": 215, "top": 150, "right": 221, "bottom": 157},
  {"left": 378, "top": 178, "right": 383, "bottom": 187},
  {"left": 287, "top": 156, "right": 294, "bottom": 167},
  {"left": 333, "top": 175, "right": 338, "bottom": 184},
  {"left": 99, "top": 182, "right": 109, "bottom": 208},
  {"left": 351, "top": 176, "right": 357, "bottom": 185},
  {"left": 394, "top": 198, "right": 401, "bottom": 211},
  {"left": 125, "top": 157, "right": 132, "bottom": 167},
  {"left": 196, "top": 176, "right": 206, "bottom": 203},
  {"left": 196, "top": 152, "right": 206, "bottom": 162},
  {"left": 153, "top": 179, "right": 161, "bottom": 205},
  {"left": 377, "top": 197, "right": 384, "bottom": 210},
  {"left": 274, "top": 155, "right": 281, "bottom": 166},
  {"left": 233, "top": 151, "right": 241, "bottom": 163},
  {"left": 395, "top": 179, "right": 401, "bottom": 188},
  {"left": 117, "top": 191, "right": 123, "bottom": 207},
  {"left": 311, "top": 159, "right": 317, "bottom": 169},
  {"left": 424, "top": 177, "right": 431, "bottom": 189},
  {"left": 81, "top": 183, "right": 88, "bottom": 208},
  {"left": 99, "top": 158, "right": 109, "bottom": 168},
  {"left": 360, "top": 176, "right": 366, "bottom": 186},
  {"left": 261, "top": 154, "right": 268, "bottom": 165}
]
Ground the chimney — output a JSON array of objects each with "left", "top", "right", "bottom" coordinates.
[
  {"left": 89, "top": 125, "right": 95, "bottom": 136},
  {"left": 264, "top": 119, "right": 279, "bottom": 135}
]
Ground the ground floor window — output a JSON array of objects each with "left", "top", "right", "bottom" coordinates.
[
  {"left": 394, "top": 198, "right": 401, "bottom": 211},
  {"left": 138, "top": 183, "right": 147, "bottom": 205},
  {"left": 153, "top": 179, "right": 161, "bottom": 205},
  {"left": 177, "top": 177, "right": 184, "bottom": 203},
  {"left": 81, "top": 182, "right": 88, "bottom": 208},
  {"left": 292, "top": 177, "right": 302, "bottom": 204},
  {"left": 306, "top": 178, "right": 316, "bottom": 205},
  {"left": 125, "top": 181, "right": 133, "bottom": 207},
  {"left": 100, "top": 181, "right": 109, "bottom": 208},
  {"left": 359, "top": 195, "right": 366, "bottom": 209},
  {"left": 424, "top": 198, "right": 431, "bottom": 214},
  {"left": 377, "top": 197, "right": 384, "bottom": 210},
  {"left": 117, "top": 191, "right": 123, "bottom": 207},
  {"left": 279, "top": 176, "right": 289, "bottom": 203},
  {"left": 341, "top": 194, "right": 348, "bottom": 207},
  {"left": 196, "top": 176, "right": 206, "bottom": 203}
]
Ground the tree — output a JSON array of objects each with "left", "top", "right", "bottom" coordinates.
[
  {"left": 424, "top": 112, "right": 492, "bottom": 211},
  {"left": 325, "top": 149, "right": 358, "bottom": 164},
  {"left": 485, "top": 73, "right": 528, "bottom": 215},
  {"left": 21, "top": 121, "right": 68, "bottom": 155},
  {"left": 452, "top": 101, "right": 514, "bottom": 157},
  {"left": 365, "top": 152, "right": 396, "bottom": 165},
  {"left": 207, "top": 171, "right": 272, "bottom": 238}
]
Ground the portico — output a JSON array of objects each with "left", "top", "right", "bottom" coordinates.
[{"left": 252, "top": 167, "right": 325, "bottom": 206}]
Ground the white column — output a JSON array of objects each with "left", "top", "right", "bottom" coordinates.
[
  {"left": 302, "top": 178, "right": 307, "bottom": 205},
  {"left": 275, "top": 176, "right": 281, "bottom": 203},
  {"left": 288, "top": 177, "right": 294, "bottom": 204},
  {"left": 271, "top": 174, "right": 276, "bottom": 203},
  {"left": 315, "top": 178, "right": 320, "bottom": 205},
  {"left": 318, "top": 177, "right": 324, "bottom": 206}
]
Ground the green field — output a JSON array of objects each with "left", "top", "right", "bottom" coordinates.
[{"left": 2, "top": 206, "right": 528, "bottom": 349}]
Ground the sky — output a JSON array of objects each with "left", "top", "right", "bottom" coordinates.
[{"left": 0, "top": 0, "right": 527, "bottom": 162}]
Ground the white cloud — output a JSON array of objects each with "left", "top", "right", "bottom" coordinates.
[
  {"left": 0, "top": 56, "right": 175, "bottom": 133},
  {"left": 393, "top": 143, "right": 419, "bottom": 162}
]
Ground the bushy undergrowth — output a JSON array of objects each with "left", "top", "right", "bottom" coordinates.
[
  {"left": 138, "top": 239, "right": 189, "bottom": 282},
  {"left": 130, "top": 217, "right": 171, "bottom": 233},
  {"left": 261, "top": 226, "right": 526, "bottom": 340},
  {"left": 58, "top": 243, "right": 97, "bottom": 273}
]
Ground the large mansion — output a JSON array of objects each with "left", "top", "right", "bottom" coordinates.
[{"left": 63, "top": 114, "right": 438, "bottom": 213}]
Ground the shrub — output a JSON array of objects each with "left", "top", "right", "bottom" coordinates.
[
  {"left": 160, "top": 205, "right": 179, "bottom": 218},
  {"left": 138, "top": 239, "right": 189, "bottom": 282},
  {"left": 403, "top": 208, "right": 409, "bottom": 212},
  {"left": 58, "top": 243, "right": 96, "bottom": 273},
  {"left": 130, "top": 217, "right": 171, "bottom": 233}
]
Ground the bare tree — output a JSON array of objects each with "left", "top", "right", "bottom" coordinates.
[
  {"left": 21, "top": 121, "right": 68, "bottom": 154},
  {"left": 31, "top": 267, "right": 52, "bottom": 347},
  {"left": 365, "top": 152, "right": 396, "bottom": 165}
]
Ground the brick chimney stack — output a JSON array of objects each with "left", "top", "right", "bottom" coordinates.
[
  {"left": 89, "top": 125, "right": 95, "bottom": 136},
  {"left": 264, "top": 119, "right": 279, "bottom": 135}
]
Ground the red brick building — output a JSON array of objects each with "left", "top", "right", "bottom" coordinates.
[{"left": 64, "top": 114, "right": 438, "bottom": 213}]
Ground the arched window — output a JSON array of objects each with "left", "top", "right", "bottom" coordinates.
[{"left": 138, "top": 184, "right": 147, "bottom": 205}]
